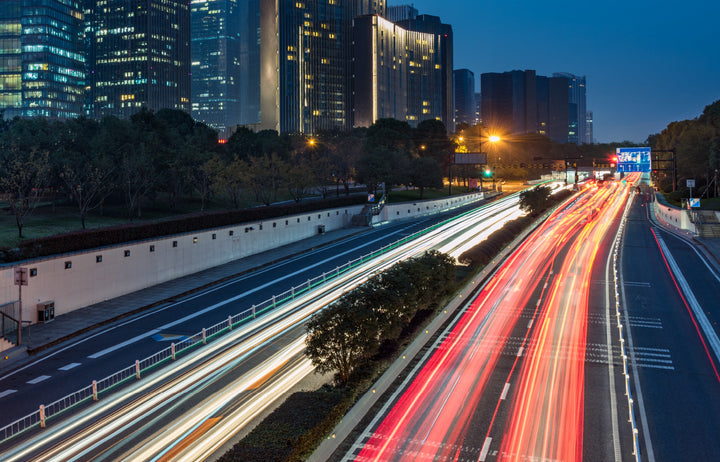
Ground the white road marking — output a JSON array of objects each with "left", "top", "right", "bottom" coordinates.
[
  {"left": 27, "top": 375, "right": 51, "bottom": 384},
  {"left": 0, "top": 389, "right": 17, "bottom": 398},
  {"left": 516, "top": 346, "right": 524, "bottom": 357},
  {"left": 479, "top": 437, "right": 492, "bottom": 461},
  {"left": 500, "top": 383, "right": 511, "bottom": 400},
  {"left": 527, "top": 319, "right": 533, "bottom": 329},
  {"left": 88, "top": 330, "right": 160, "bottom": 359},
  {"left": 58, "top": 362, "right": 81, "bottom": 371}
]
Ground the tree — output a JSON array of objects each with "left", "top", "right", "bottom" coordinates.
[
  {"left": 519, "top": 185, "right": 552, "bottom": 216},
  {"left": 409, "top": 157, "right": 443, "bottom": 199},
  {"left": 248, "top": 153, "right": 286, "bottom": 205},
  {"left": 414, "top": 119, "right": 453, "bottom": 165},
  {"left": 208, "top": 154, "right": 249, "bottom": 209},
  {"left": 284, "top": 150, "right": 314, "bottom": 203},
  {"left": 305, "top": 298, "right": 379, "bottom": 384},
  {"left": 0, "top": 118, "right": 52, "bottom": 238},
  {"left": 55, "top": 117, "right": 115, "bottom": 228}
]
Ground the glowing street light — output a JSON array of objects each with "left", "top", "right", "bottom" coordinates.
[{"left": 489, "top": 135, "right": 501, "bottom": 143}]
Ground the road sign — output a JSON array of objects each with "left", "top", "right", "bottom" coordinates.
[
  {"left": 686, "top": 179, "right": 696, "bottom": 188},
  {"left": 14, "top": 267, "right": 28, "bottom": 286},
  {"left": 616, "top": 147, "right": 651, "bottom": 173},
  {"left": 688, "top": 198, "right": 700, "bottom": 208}
]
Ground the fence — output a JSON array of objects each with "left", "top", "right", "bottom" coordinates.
[{"left": 0, "top": 203, "right": 474, "bottom": 446}]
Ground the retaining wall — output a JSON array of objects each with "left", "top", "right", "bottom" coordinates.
[{"left": 0, "top": 205, "right": 363, "bottom": 324}]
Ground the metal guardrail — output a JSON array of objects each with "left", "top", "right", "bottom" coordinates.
[{"left": 0, "top": 202, "right": 492, "bottom": 446}]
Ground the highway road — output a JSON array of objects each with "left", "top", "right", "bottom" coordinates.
[
  {"left": 344, "top": 178, "right": 640, "bottom": 461},
  {"left": 619, "top": 193, "right": 720, "bottom": 461},
  {"left": 0, "top": 191, "right": 537, "bottom": 460}
]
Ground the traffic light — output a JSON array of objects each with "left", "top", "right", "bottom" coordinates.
[{"left": 483, "top": 168, "right": 492, "bottom": 177}]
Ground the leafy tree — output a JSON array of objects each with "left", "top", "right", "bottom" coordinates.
[
  {"left": 519, "top": 185, "right": 552, "bottom": 216},
  {"left": 55, "top": 117, "right": 116, "bottom": 228},
  {"left": 414, "top": 119, "right": 453, "bottom": 165},
  {"left": 248, "top": 153, "right": 286, "bottom": 205},
  {"left": 0, "top": 118, "right": 52, "bottom": 237},
  {"left": 226, "top": 127, "right": 260, "bottom": 160},
  {"left": 305, "top": 298, "right": 379, "bottom": 384},
  {"left": 285, "top": 150, "right": 315, "bottom": 203},
  {"left": 365, "top": 118, "right": 414, "bottom": 155},
  {"left": 208, "top": 154, "right": 249, "bottom": 209},
  {"left": 409, "top": 157, "right": 443, "bottom": 199}
]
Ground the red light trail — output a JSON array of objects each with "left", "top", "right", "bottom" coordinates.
[{"left": 356, "top": 176, "right": 638, "bottom": 461}]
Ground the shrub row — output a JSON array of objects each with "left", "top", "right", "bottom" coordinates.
[{"left": 0, "top": 195, "right": 366, "bottom": 263}]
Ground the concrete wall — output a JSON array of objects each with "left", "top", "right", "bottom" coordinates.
[
  {"left": 0, "top": 205, "right": 362, "bottom": 324},
  {"left": 653, "top": 198, "right": 697, "bottom": 234},
  {"left": 373, "top": 192, "right": 484, "bottom": 225}
]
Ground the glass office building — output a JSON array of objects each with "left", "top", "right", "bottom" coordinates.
[
  {"left": 85, "top": 0, "right": 191, "bottom": 119},
  {"left": 191, "top": 0, "right": 264, "bottom": 136},
  {"left": 353, "top": 14, "right": 443, "bottom": 128},
  {"left": 0, "top": 0, "right": 85, "bottom": 120}
]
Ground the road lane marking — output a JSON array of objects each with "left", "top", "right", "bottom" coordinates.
[
  {"left": 516, "top": 346, "right": 524, "bottom": 357},
  {"left": 58, "top": 363, "right": 81, "bottom": 371},
  {"left": 654, "top": 230, "right": 720, "bottom": 375},
  {"left": 479, "top": 437, "right": 492, "bottom": 461},
  {"left": 527, "top": 319, "right": 533, "bottom": 329},
  {"left": 0, "top": 389, "right": 17, "bottom": 398},
  {"left": 88, "top": 330, "right": 160, "bottom": 358},
  {"left": 27, "top": 375, "right": 51, "bottom": 384},
  {"left": 500, "top": 383, "right": 510, "bottom": 400}
]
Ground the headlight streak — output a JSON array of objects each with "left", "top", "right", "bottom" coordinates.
[
  {"left": 4, "top": 190, "right": 536, "bottom": 461},
  {"left": 353, "top": 178, "right": 639, "bottom": 461}
]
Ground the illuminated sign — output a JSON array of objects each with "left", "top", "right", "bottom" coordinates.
[
  {"left": 616, "top": 147, "right": 651, "bottom": 173},
  {"left": 454, "top": 153, "right": 487, "bottom": 165}
]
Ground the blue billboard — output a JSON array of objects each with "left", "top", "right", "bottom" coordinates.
[{"left": 616, "top": 147, "right": 651, "bottom": 173}]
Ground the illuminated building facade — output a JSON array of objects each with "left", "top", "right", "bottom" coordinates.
[
  {"left": 191, "top": 0, "right": 246, "bottom": 138},
  {"left": 394, "top": 14, "right": 453, "bottom": 132},
  {"left": 353, "top": 14, "right": 449, "bottom": 129},
  {"left": 85, "top": 0, "right": 191, "bottom": 119},
  {"left": 0, "top": 0, "right": 85, "bottom": 120}
]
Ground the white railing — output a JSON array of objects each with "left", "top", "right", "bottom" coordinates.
[{"left": 0, "top": 208, "right": 470, "bottom": 446}]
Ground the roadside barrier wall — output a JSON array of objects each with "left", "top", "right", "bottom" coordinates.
[
  {"left": 372, "top": 192, "right": 485, "bottom": 226},
  {"left": 0, "top": 205, "right": 363, "bottom": 324},
  {"left": 653, "top": 196, "right": 697, "bottom": 233}
]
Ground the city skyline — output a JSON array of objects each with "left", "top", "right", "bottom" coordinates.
[{"left": 400, "top": 0, "right": 720, "bottom": 143}]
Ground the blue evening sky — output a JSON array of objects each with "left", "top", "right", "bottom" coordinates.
[{"left": 399, "top": 0, "right": 720, "bottom": 143}]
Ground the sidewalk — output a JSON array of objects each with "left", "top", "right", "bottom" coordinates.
[{"left": 0, "top": 227, "right": 368, "bottom": 371}]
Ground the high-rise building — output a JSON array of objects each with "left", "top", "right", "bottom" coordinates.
[
  {"left": 352, "top": 15, "right": 443, "bottom": 128},
  {"left": 585, "top": 111, "right": 594, "bottom": 144},
  {"left": 258, "top": 0, "right": 358, "bottom": 133},
  {"left": 386, "top": 4, "right": 417, "bottom": 22},
  {"left": 474, "top": 92, "right": 482, "bottom": 125},
  {"left": 0, "top": 0, "right": 85, "bottom": 120},
  {"left": 191, "top": 0, "right": 244, "bottom": 138},
  {"left": 85, "top": 0, "right": 191, "bottom": 119},
  {"left": 481, "top": 69, "right": 589, "bottom": 144},
  {"left": 354, "top": 0, "right": 386, "bottom": 16},
  {"left": 395, "top": 14, "right": 454, "bottom": 132},
  {"left": 453, "top": 69, "right": 475, "bottom": 127},
  {"left": 553, "top": 72, "right": 587, "bottom": 144}
]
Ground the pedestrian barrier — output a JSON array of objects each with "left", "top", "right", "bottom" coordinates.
[{"left": 0, "top": 203, "right": 488, "bottom": 446}]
